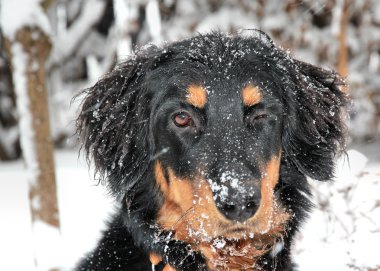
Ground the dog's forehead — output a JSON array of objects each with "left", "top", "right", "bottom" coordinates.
[
  {"left": 154, "top": 78, "right": 275, "bottom": 116},
  {"left": 187, "top": 68, "right": 274, "bottom": 102},
  {"left": 182, "top": 78, "right": 271, "bottom": 110},
  {"left": 151, "top": 36, "right": 282, "bottom": 107}
]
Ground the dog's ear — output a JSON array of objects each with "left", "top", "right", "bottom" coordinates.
[
  {"left": 77, "top": 52, "right": 157, "bottom": 195},
  {"left": 281, "top": 60, "right": 349, "bottom": 181}
]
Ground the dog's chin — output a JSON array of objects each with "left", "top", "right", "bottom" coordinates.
[
  {"left": 194, "top": 225, "right": 273, "bottom": 271},
  {"left": 209, "top": 222, "right": 283, "bottom": 247},
  {"left": 182, "top": 225, "right": 255, "bottom": 245}
]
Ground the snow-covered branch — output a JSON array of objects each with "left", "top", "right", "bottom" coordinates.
[
  {"left": 49, "top": 0, "right": 106, "bottom": 67},
  {"left": 0, "top": 0, "right": 51, "bottom": 40}
]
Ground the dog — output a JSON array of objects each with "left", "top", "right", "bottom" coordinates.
[{"left": 75, "top": 31, "right": 348, "bottom": 271}]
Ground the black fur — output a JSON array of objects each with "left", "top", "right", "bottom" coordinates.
[{"left": 75, "top": 31, "right": 348, "bottom": 271}]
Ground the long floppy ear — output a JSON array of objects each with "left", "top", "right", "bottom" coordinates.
[
  {"left": 281, "top": 60, "right": 349, "bottom": 181},
  {"left": 77, "top": 52, "right": 156, "bottom": 196}
]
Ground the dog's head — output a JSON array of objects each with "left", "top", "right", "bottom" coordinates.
[{"left": 78, "top": 31, "right": 347, "bottom": 248}]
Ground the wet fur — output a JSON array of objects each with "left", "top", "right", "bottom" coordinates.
[{"left": 75, "top": 31, "right": 348, "bottom": 271}]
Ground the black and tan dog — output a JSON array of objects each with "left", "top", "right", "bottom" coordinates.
[{"left": 75, "top": 31, "right": 348, "bottom": 271}]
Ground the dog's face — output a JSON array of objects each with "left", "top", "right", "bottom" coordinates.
[
  {"left": 150, "top": 63, "right": 287, "bottom": 242},
  {"left": 78, "top": 32, "right": 347, "bottom": 255}
]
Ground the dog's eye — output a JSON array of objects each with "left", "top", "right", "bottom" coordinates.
[
  {"left": 253, "top": 114, "right": 268, "bottom": 121},
  {"left": 246, "top": 112, "right": 268, "bottom": 127},
  {"left": 173, "top": 112, "right": 193, "bottom": 127}
]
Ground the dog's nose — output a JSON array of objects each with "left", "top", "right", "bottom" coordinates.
[
  {"left": 208, "top": 168, "right": 261, "bottom": 222},
  {"left": 217, "top": 195, "right": 260, "bottom": 222}
]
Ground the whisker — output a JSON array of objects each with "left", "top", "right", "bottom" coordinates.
[
  {"left": 171, "top": 206, "right": 195, "bottom": 229},
  {"left": 151, "top": 147, "right": 170, "bottom": 160}
]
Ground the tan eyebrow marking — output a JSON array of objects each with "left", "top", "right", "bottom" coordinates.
[
  {"left": 241, "top": 85, "right": 262, "bottom": 106},
  {"left": 186, "top": 85, "right": 207, "bottom": 108}
]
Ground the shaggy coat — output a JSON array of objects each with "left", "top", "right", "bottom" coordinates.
[{"left": 75, "top": 31, "right": 348, "bottom": 271}]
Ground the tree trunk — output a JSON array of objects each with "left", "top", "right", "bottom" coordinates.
[
  {"left": 5, "top": 25, "right": 60, "bottom": 270},
  {"left": 17, "top": 27, "right": 59, "bottom": 227}
]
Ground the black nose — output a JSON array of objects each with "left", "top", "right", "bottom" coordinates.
[
  {"left": 217, "top": 195, "right": 260, "bottom": 222},
  {"left": 208, "top": 165, "right": 261, "bottom": 222}
]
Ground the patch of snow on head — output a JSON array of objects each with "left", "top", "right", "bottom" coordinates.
[
  {"left": 208, "top": 178, "right": 229, "bottom": 202},
  {"left": 207, "top": 171, "right": 256, "bottom": 202},
  {"left": 222, "top": 171, "right": 255, "bottom": 196}
]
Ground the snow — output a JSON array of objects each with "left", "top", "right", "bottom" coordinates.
[
  {"left": 32, "top": 221, "right": 62, "bottom": 271},
  {"left": 213, "top": 238, "right": 227, "bottom": 249},
  {"left": 1, "top": 146, "right": 379, "bottom": 270},
  {"left": 49, "top": 0, "right": 106, "bottom": 66},
  {"left": 196, "top": 7, "right": 257, "bottom": 35},
  {"left": 113, "top": 0, "right": 136, "bottom": 60},
  {"left": 0, "top": 125, "right": 18, "bottom": 159},
  {"left": 294, "top": 145, "right": 380, "bottom": 270},
  {"left": 374, "top": 2, "right": 380, "bottom": 25},
  {"left": 0, "top": 150, "right": 114, "bottom": 271},
  {"left": 0, "top": 0, "right": 51, "bottom": 39},
  {"left": 0, "top": 163, "right": 34, "bottom": 270},
  {"left": 208, "top": 171, "right": 256, "bottom": 204},
  {"left": 331, "top": 0, "right": 344, "bottom": 36},
  {"left": 10, "top": 42, "right": 40, "bottom": 187},
  {"left": 146, "top": 0, "right": 162, "bottom": 43}
]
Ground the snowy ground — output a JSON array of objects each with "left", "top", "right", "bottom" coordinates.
[
  {"left": 0, "top": 151, "right": 114, "bottom": 271},
  {"left": 294, "top": 141, "right": 380, "bottom": 271},
  {"left": 1, "top": 142, "right": 379, "bottom": 271}
]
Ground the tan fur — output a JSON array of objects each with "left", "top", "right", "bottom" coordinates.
[
  {"left": 242, "top": 85, "right": 262, "bottom": 107},
  {"left": 186, "top": 85, "right": 208, "bottom": 108},
  {"left": 149, "top": 253, "right": 162, "bottom": 265},
  {"left": 153, "top": 154, "right": 289, "bottom": 270}
]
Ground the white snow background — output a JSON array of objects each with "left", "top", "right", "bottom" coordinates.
[{"left": 1, "top": 144, "right": 379, "bottom": 271}]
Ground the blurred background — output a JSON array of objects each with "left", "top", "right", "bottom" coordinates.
[{"left": 0, "top": 0, "right": 379, "bottom": 270}]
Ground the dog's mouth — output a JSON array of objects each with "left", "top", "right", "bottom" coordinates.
[
  {"left": 217, "top": 225, "right": 256, "bottom": 240},
  {"left": 195, "top": 225, "right": 285, "bottom": 271}
]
